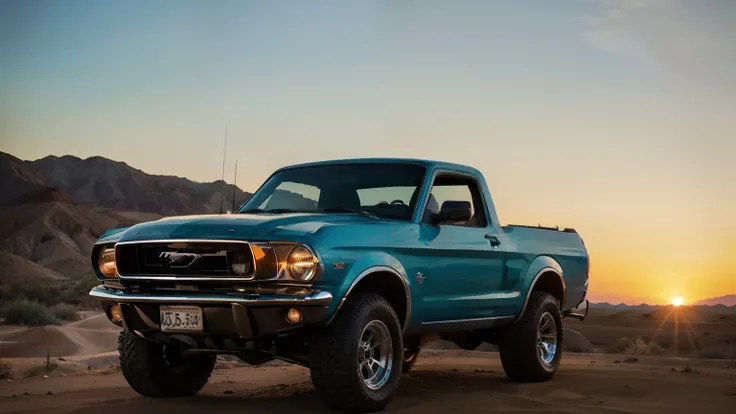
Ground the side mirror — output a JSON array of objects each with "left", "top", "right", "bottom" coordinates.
[{"left": 431, "top": 201, "right": 471, "bottom": 225}]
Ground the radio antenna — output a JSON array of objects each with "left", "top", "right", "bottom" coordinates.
[
  {"left": 218, "top": 126, "right": 227, "bottom": 214},
  {"left": 231, "top": 160, "right": 238, "bottom": 213}
]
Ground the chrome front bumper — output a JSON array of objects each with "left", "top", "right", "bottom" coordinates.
[
  {"left": 89, "top": 285, "right": 333, "bottom": 340},
  {"left": 89, "top": 285, "right": 333, "bottom": 306}
]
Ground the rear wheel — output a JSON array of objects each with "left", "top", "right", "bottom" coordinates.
[
  {"left": 118, "top": 330, "right": 215, "bottom": 397},
  {"left": 498, "top": 292, "right": 563, "bottom": 382},
  {"left": 309, "top": 293, "right": 403, "bottom": 413}
]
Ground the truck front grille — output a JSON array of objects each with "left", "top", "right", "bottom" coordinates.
[{"left": 115, "top": 241, "right": 254, "bottom": 279}]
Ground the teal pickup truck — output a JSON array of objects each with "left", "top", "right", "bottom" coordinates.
[{"left": 90, "top": 158, "right": 589, "bottom": 412}]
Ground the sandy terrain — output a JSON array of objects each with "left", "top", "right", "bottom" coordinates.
[
  {"left": 0, "top": 314, "right": 120, "bottom": 358},
  {"left": 1, "top": 351, "right": 735, "bottom": 414},
  {"left": 1, "top": 307, "right": 734, "bottom": 413}
]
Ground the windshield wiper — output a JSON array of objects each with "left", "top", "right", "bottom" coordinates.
[
  {"left": 321, "top": 207, "right": 379, "bottom": 220},
  {"left": 240, "top": 208, "right": 297, "bottom": 214}
]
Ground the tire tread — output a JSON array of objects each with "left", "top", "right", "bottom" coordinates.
[{"left": 498, "top": 291, "right": 564, "bottom": 382}]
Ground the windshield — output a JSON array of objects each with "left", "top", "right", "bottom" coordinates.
[{"left": 238, "top": 163, "right": 427, "bottom": 221}]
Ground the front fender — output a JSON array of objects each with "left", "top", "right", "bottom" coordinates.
[
  {"left": 515, "top": 255, "right": 565, "bottom": 321},
  {"left": 325, "top": 251, "right": 411, "bottom": 327}
]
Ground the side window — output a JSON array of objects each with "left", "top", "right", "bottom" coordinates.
[
  {"left": 258, "top": 182, "right": 319, "bottom": 210},
  {"left": 422, "top": 175, "right": 488, "bottom": 227}
]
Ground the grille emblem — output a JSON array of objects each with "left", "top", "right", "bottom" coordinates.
[
  {"left": 159, "top": 251, "right": 201, "bottom": 268},
  {"left": 416, "top": 272, "right": 425, "bottom": 284}
]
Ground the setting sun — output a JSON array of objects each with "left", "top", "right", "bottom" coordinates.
[{"left": 671, "top": 297, "right": 685, "bottom": 307}]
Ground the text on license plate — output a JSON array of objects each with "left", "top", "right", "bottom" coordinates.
[{"left": 160, "top": 306, "right": 203, "bottom": 332}]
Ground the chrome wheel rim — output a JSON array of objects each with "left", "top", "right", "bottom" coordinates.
[
  {"left": 537, "top": 311, "right": 558, "bottom": 370},
  {"left": 358, "top": 320, "right": 393, "bottom": 390}
]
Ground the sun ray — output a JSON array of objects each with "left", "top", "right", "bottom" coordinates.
[{"left": 649, "top": 305, "right": 675, "bottom": 343}]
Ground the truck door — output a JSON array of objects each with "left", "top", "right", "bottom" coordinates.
[{"left": 416, "top": 172, "right": 507, "bottom": 323}]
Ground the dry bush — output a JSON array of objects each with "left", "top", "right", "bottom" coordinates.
[
  {"left": 0, "top": 361, "right": 11, "bottom": 379},
  {"left": 0, "top": 274, "right": 100, "bottom": 309},
  {"left": 607, "top": 336, "right": 664, "bottom": 355},
  {"left": 0, "top": 299, "right": 58, "bottom": 326},
  {"left": 50, "top": 303, "right": 81, "bottom": 322},
  {"left": 21, "top": 361, "right": 84, "bottom": 378}
]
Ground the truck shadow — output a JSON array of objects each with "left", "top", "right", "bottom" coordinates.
[{"left": 76, "top": 369, "right": 525, "bottom": 414}]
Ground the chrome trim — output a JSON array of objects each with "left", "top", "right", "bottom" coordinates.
[
  {"left": 419, "top": 315, "right": 515, "bottom": 333},
  {"left": 115, "top": 275, "right": 258, "bottom": 282},
  {"left": 114, "top": 239, "right": 253, "bottom": 246},
  {"left": 89, "top": 285, "right": 333, "bottom": 306},
  {"left": 109, "top": 239, "right": 321, "bottom": 283},
  {"left": 515, "top": 268, "right": 566, "bottom": 323},
  {"left": 421, "top": 315, "right": 513, "bottom": 325},
  {"left": 115, "top": 239, "right": 257, "bottom": 281},
  {"left": 335, "top": 265, "right": 411, "bottom": 332}
]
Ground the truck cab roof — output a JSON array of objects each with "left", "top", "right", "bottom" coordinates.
[{"left": 277, "top": 157, "right": 483, "bottom": 177}]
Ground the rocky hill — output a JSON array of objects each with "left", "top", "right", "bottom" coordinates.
[
  {"left": 3, "top": 152, "right": 250, "bottom": 215},
  {"left": 0, "top": 151, "right": 251, "bottom": 290}
]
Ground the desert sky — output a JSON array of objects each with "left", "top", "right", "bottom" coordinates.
[{"left": 1, "top": 1, "right": 734, "bottom": 305}]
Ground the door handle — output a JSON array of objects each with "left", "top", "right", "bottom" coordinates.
[{"left": 485, "top": 234, "right": 501, "bottom": 247}]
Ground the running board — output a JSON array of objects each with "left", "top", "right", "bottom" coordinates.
[{"left": 563, "top": 299, "right": 589, "bottom": 321}]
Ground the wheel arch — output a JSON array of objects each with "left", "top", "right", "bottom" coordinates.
[
  {"left": 516, "top": 257, "right": 566, "bottom": 322},
  {"left": 331, "top": 265, "right": 411, "bottom": 332}
]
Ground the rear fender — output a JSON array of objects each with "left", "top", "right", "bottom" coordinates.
[{"left": 515, "top": 256, "right": 565, "bottom": 322}]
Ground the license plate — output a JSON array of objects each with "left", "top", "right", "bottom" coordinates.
[{"left": 160, "top": 306, "right": 203, "bottom": 332}]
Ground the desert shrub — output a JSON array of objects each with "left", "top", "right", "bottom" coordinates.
[
  {"left": 50, "top": 303, "right": 80, "bottom": 322},
  {"left": 607, "top": 336, "right": 664, "bottom": 355},
  {"left": 0, "top": 299, "right": 58, "bottom": 326},
  {"left": 0, "top": 361, "right": 11, "bottom": 379},
  {"left": 21, "top": 361, "right": 83, "bottom": 378},
  {"left": 0, "top": 274, "right": 100, "bottom": 309}
]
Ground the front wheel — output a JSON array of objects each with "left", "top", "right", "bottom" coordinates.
[
  {"left": 309, "top": 293, "right": 403, "bottom": 413},
  {"left": 498, "top": 292, "right": 563, "bottom": 382},
  {"left": 118, "top": 330, "right": 215, "bottom": 397}
]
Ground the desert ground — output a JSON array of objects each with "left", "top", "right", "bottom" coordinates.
[
  {"left": 1, "top": 306, "right": 736, "bottom": 413},
  {"left": 0, "top": 351, "right": 734, "bottom": 414}
]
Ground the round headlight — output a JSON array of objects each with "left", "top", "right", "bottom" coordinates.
[
  {"left": 287, "top": 245, "right": 317, "bottom": 281},
  {"left": 98, "top": 247, "right": 117, "bottom": 278}
]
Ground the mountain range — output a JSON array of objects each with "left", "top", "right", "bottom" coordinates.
[
  {"left": 693, "top": 295, "right": 736, "bottom": 307},
  {"left": 1, "top": 152, "right": 250, "bottom": 215},
  {"left": 0, "top": 151, "right": 250, "bottom": 282}
]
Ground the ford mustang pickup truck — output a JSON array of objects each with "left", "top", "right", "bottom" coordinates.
[{"left": 89, "top": 158, "right": 589, "bottom": 412}]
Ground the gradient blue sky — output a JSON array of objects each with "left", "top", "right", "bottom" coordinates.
[{"left": 1, "top": 0, "right": 734, "bottom": 304}]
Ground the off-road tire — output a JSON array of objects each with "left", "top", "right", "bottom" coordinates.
[
  {"left": 498, "top": 291, "right": 564, "bottom": 382},
  {"left": 402, "top": 347, "right": 421, "bottom": 373},
  {"left": 309, "top": 293, "right": 403, "bottom": 413},
  {"left": 118, "top": 330, "right": 215, "bottom": 397}
]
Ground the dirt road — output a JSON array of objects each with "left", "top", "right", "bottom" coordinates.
[{"left": 2, "top": 352, "right": 735, "bottom": 414}]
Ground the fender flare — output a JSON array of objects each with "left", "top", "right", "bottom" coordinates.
[
  {"left": 515, "top": 260, "right": 566, "bottom": 322},
  {"left": 333, "top": 265, "right": 411, "bottom": 332}
]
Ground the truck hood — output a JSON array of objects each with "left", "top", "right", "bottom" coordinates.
[{"left": 111, "top": 213, "right": 377, "bottom": 244}]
